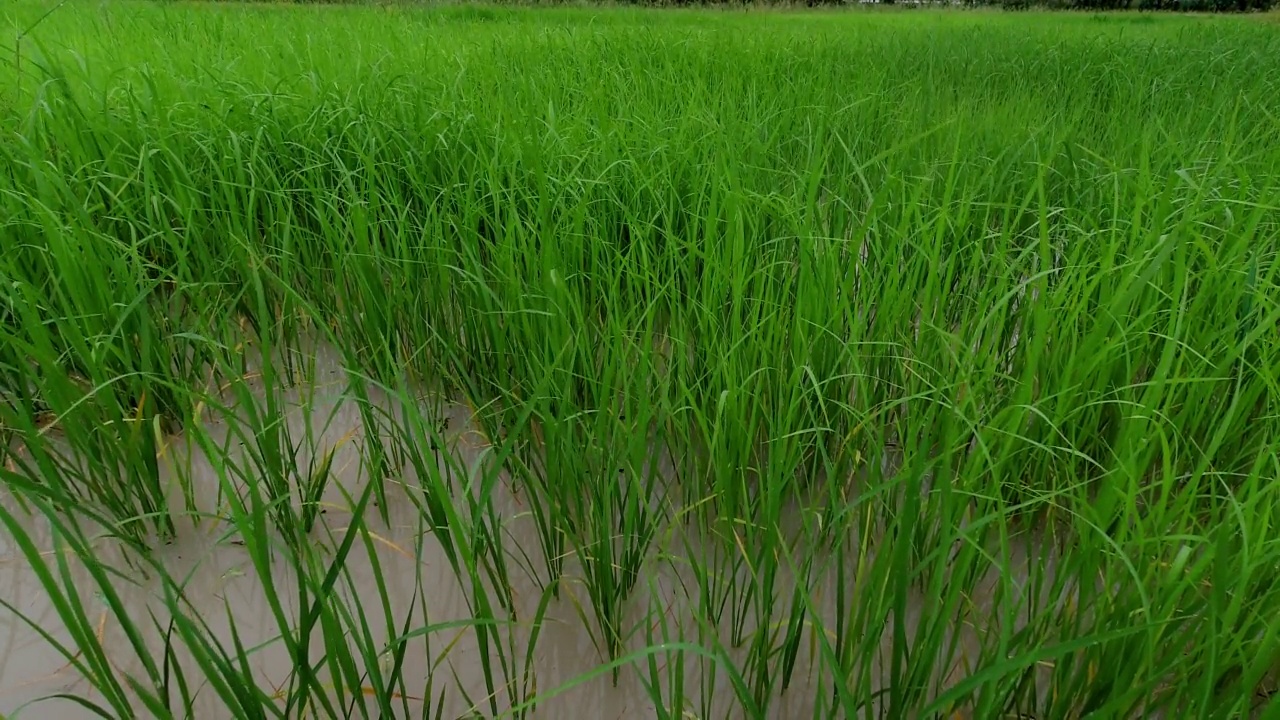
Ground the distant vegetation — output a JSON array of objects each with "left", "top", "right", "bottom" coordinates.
[
  {"left": 648, "top": 0, "right": 1280, "bottom": 10},
  {"left": 642, "top": 0, "right": 1279, "bottom": 11}
]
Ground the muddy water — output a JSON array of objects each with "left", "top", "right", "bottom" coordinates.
[{"left": 0, "top": 344, "right": 1056, "bottom": 719}]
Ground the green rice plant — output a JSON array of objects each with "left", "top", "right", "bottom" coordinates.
[{"left": 1, "top": 3, "right": 1280, "bottom": 719}]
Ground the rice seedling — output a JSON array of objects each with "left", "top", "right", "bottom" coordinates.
[{"left": 1, "top": 2, "right": 1279, "bottom": 719}]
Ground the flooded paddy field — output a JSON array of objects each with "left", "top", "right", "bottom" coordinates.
[{"left": 2, "top": 3, "right": 1279, "bottom": 718}]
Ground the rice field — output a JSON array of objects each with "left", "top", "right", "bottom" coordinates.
[{"left": 2, "top": 3, "right": 1279, "bottom": 718}]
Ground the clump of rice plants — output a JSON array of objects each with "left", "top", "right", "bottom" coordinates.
[{"left": 1, "top": 2, "right": 1279, "bottom": 719}]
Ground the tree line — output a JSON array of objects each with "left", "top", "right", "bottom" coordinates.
[{"left": 642, "top": 0, "right": 1277, "bottom": 11}]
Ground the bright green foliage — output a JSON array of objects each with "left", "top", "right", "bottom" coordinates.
[{"left": 1, "top": 4, "right": 1279, "bottom": 719}]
